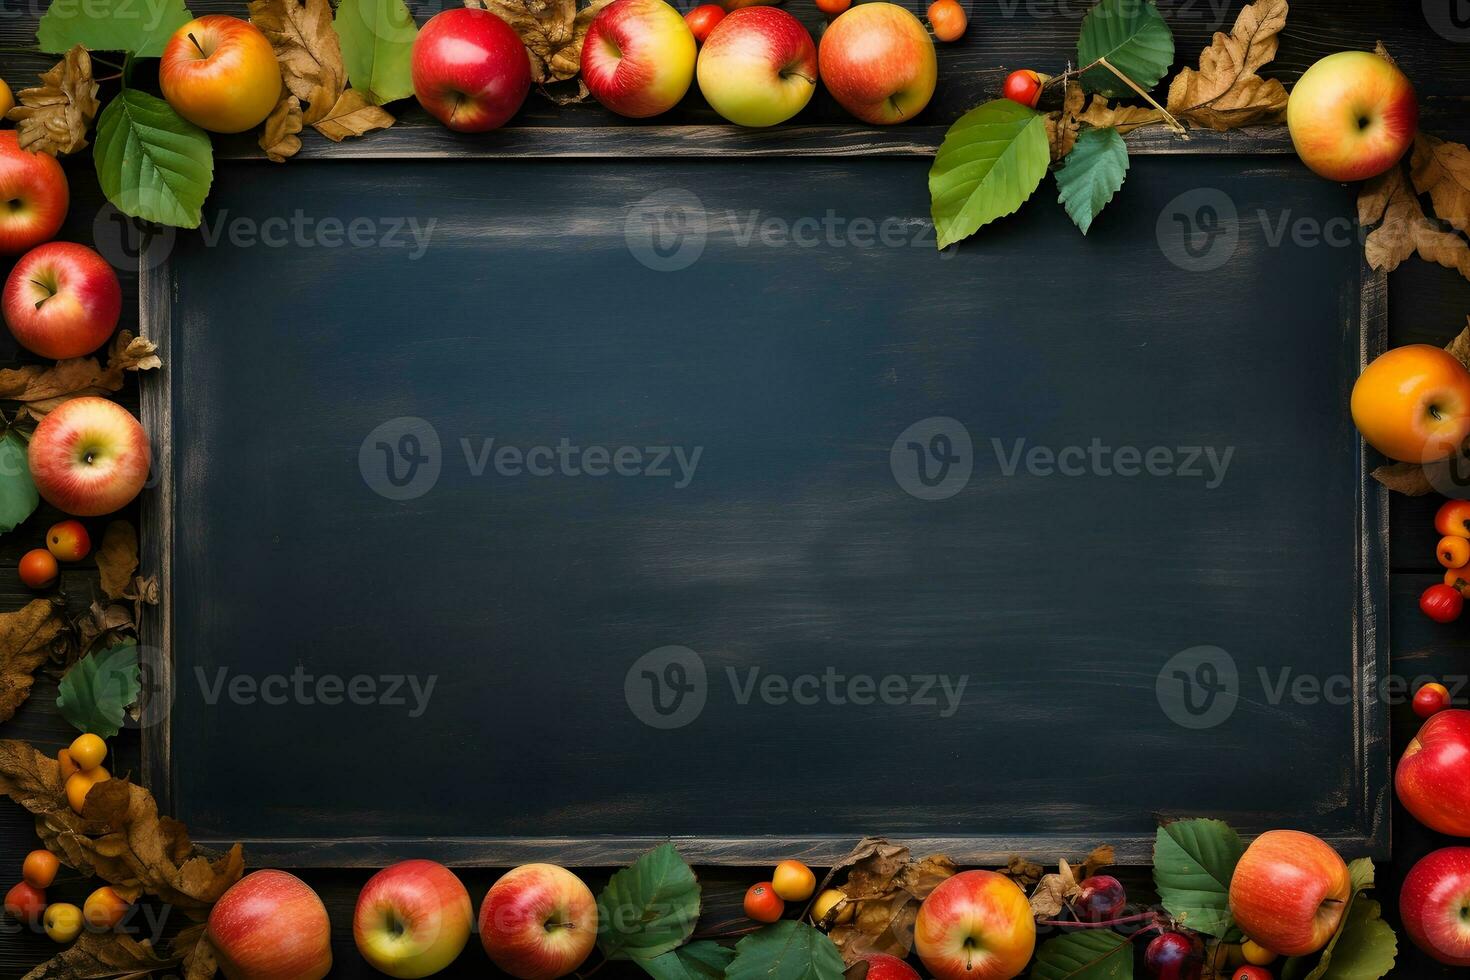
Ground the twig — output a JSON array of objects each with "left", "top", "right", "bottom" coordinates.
[{"left": 1096, "top": 57, "right": 1186, "bottom": 135}]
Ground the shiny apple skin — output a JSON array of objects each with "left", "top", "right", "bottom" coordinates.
[
  {"left": 914, "top": 870, "right": 1035, "bottom": 980},
  {"left": 207, "top": 870, "right": 333, "bottom": 980},
  {"left": 1402, "top": 847, "right": 1470, "bottom": 967},
  {"left": 28, "top": 397, "right": 150, "bottom": 517},
  {"left": 858, "top": 952, "right": 921, "bottom": 980},
  {"left": 1287, "top": 50, "right": 1418, "bottom": 182},
  {"left": 581, "top": 0, "right": 697, "bottom": 119},
  {"left": 0, "top": 131, "right": 67, "bottom": 255},
  {"left": 817, "top": 2, "right": 937, "bottom": 125},
  {"left": 3, "top": 242, "right": 122, "bottom": 359},
  {"left": 479, "top": 864, "right": 598, "bottom": 980},
  {"left": 159, "top": 15, "right": 282, "bottom": 134},
  {"left": 354, "top": 860, "right": 473, "bottom": 978},
  {"left": 696, "top": 7, "right": 817, "bottom": 127},
  {"left": 1227, "top": 830, "right": 1351, "bottom": 956},
  {"left": 1398, "top": 709, "right": 1470, "bottom": 837},
  {"left": 412, "top": 9, "right": 532, "bottom": 133}
]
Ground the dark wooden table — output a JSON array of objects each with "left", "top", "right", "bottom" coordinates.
[{"left": 1, "top": 0, "right": 1468, "bottom": 975}]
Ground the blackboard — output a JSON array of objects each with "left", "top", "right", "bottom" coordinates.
[{"left": 138, "top": 135, "right": 1387, "bottom": 867}]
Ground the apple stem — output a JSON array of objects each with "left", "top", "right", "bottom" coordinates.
[
  {"left": 188, "top": 32, "right": 207, "bottom": 58},
  {"left": 29, "top": 279, "right": 54, "bottom": 311},
  {"left": 1094, "top": 57, "right": 1185, "bottom": 134}
]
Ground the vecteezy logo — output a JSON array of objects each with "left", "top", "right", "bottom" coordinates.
[
  {"left": 1156, "top": 188, "right": 1239, "bottom": 272},
  {"left": 1425, "top": 0, "right": 1470, "bottom": 41},
  {"left": 93, "top": 202, "right": 174, "bottom": 273},
  {"left": 624, "top": 646, "right": 708, "bottom": 729},
  {"left": 1156, "top": 645, "right": 1239, "bottom": 730},
  {"left": 359, "top": 417, "right": 442, "bottom": 501},
  {"left": 624, "top": 189, "right": 708, "bottom": 272},
  {"left": 890, "top": 417, "right": 974, "bottom": 501}
]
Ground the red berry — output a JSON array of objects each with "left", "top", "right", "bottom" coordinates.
[
  {"left": 684, "top": 4, "right": 724, "bottom": 43},
  {"left": 4, "top": 881, "right": 46, "bottom": 925},
  {"left": 743, "top": 882, "right": 784, "bottom": 923},
  {"left": 1413, "top": 682, "right": 1451, "bottom": 718},
  {"left": 1420, "top": 583, "right": 1464, "bottom": 623},
  {"left": 1002, "top": 69, "right": 1045, "bottom": 108},
  {"left": 1074, "top": 875, "right": 1126, "bottom": 922},
  {"left": 1145, "top": 932, "right": 1202, "bottom": 980},
  {"left": 1232, "top": 968, "right": 1272, "bottom": 980}
]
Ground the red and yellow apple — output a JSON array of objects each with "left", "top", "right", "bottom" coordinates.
[
  {"left": 28, "top": 397, "right": 150, "bottom": 518},
  {"left": 1350, "top": 345, "right": 1470, "bottom": 463},
  {"left": 818, "top": 3, "right": 937, "bottom": 125},
  {"left": 581, "top": 0, "right": 696, "bottom": 119},
  {"left": 46, "top": 519, "right": 90, "bottom": 561},
  {"left": 3, "top": 242, "right": 121, "bottom": 359},
  {"left": 83, "top": 885, "right": 130, "bottom": 930},
  {"left": 1398, "top": 708, "right": 1470, "bottom": 837},
  {"left": 1227, "top": 830, "right": 1350, "bottom": 956},
  {"left": 479, "top": 864, "right": 597, "bottom": 980},
  {"left": 1401, "top": 847, "right": 1470, "bottom": 966},
  {"left": 207, "top": 870, "right": 332, "bottom": 980},
  {"left": 914, "top": 870, "right": 1034, "bottom": 980},
  {"left": 0, "top": 131, "right": 66, "bottom": 255},
  {"left": 354, "top": 860, "right": 473, "bottom": 979},
  {"left": 1287, "top": 50, "right": 1418, "bottom": 182},
  {"left": 696, "top": 8, "right": 816, "bottom": 127},
  {"left": 858, "top": 953, "right": 921, "bottom": 980},
  {"left": 412, "top": 9, "right": 532, "bottom": 133},
  {"left": 159, "top": 15, "right": 281, "bottom": 134}
]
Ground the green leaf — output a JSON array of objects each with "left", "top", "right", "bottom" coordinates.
[
  {"left": 597, "top": 843, "right": 702, "bottom": 961},
  {"left": 638, "top": 941, "right": 735, "bottom": 980},
  {"left": 1032, "top": 930, "right": 1133, "bottom": 980},
  {"left": 94, "top": 89, "right": 214, "bottom": 230},
  {"left": 1347, "top": 857, "right": 1375, "bottom": 895},
  {"left": 928, "top": 99, "right": 1049, "bottom": 249},
  {"left": 725, "top": 922, "right": 845, "bottom": 980},
  {"left": 0, "top": 430, "right": 39, "bottom": 536},
  {"left": 1055, "top": 127, "right": 1129, "bottom": 234},
  {"left": 1077, "top": 0, "right": 1175, "bottom": 98},
  {"left": 1152, "top": 819, "right": 1244, "bottom": 939},
  {"left": 333, "top": 0, "right": 418, "bottom": 105},
  {"left": 57, "top": 641, "right": 141, "bottom": 738},
  {"left": 38, "top": 0, "right": 192, "bottom": 57},
  {"left": 1282, "top": 860, "right": 1396, "bottom": 980}
]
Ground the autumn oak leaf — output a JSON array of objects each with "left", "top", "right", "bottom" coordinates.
[
  {"left": 261, "top": 91, "right": 305, "bottom": 162},
  {"left": 0, "top": 600, "right": 71, "bottom": 724},
  {"left": 6, "top": 45, "right": 101, "bottom": 156},
  {"left": 249, "top": 0, "right": 346, "bottom": 125},
  {"left": 1166, "top": 0, "right": 1289, "bottom": 130},
  {"left": 465, "top": 0, "right": 614, "bottom": 101},
  {"left": 1412, "top": 134, "right": 1470, "bottom": 235},
  {"left": 311, "top": 89, "right": 396, "bottom": 141}
]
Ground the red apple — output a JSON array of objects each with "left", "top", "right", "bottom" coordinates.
[
  {"left": 1287, "top": 50, "right": 1418, "bottom": 182},
  {"left": 914, "top": 870, "right": 1035, "bottom": 980},
  {"left": 0, "top": 131, "right": 67, "bottom": 255},
  {"left": 1402, "top": 847, "right": 1470, "bottom": 966},
  {"left": 28, "top": 397, "right": 150, "bottom": 518},
  {"left": 1227, "top": 830, "right": 1350, "bottom": 956},
  {"left": 4, "top": 880, "right": 46, "bottom": 925},
  {"left": 412, "top": 8, "right": 532, "bottom": 133},
  {"left": 581, "top": 0, "right": 697, "bottom": 119},
  {"left": 858, "top": 953, "right": 921, "bottom": 980},
  {"left": 207, "top": 870, "right": 332, "bottom": 980},
  {"left": 696, "top": 7, "right": 817, "bottom": 127},
  {"left": 3, "top": 242, "right": 121, "bottom": 359},
  {"left": 1398, "top": 708, "right": 1470, "bottom": 836},
  {"left": 354, "top": 860, "right": 473, "bottom": 979},
  {"left": 478, "top": 864, "right": 597, "bottom": 980},
  {"left": 685, "top": 4, "right": 725, "bottom": 44},
  {"left": 817, "top": 2, "right": 937, "bottom": 125},
  {"left": 159, "top": 15, "right": 282, "bottom": 134}
]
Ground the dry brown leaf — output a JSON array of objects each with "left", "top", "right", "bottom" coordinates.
[
  {"left": 7, "top": 45, "right": 101, "bottom": 156},
  {"left": 1374, "top": 40, "right": 1395, "bottom": 66},
  {"left": 1045, "top": 80, "right": 1086, "bottom": 162},
  {"left": 1359, "top": 164, "right": 1470, "bottom": 281},
  {"left": 0, "top": 331, "right": 160, "bottom": 420},
  {"left": 96, "top": 521, "right": 140, "bottom": 601},
  {"left": 176, "top": 923, "right": 219, "bottom": 980},
  {"left": 21, "top": 930, "right": 178, "bottom": 979},
  {"left": 1028, "top": 865, "right": 1076, "bottom": 920},
  {"left": 0, "top": 741, "right": 245, "bottom": 915},
  {"left": 1166, "top": 0, "right": 1288, "bottom": 130},
  {"left": 1078, "top": 95, "right": 1163, "bottom": 133},
  {"left": 260, "top": 92, "right": 304, "bottom": 163},
  {"left": 1001, "top": 855, "right": 1044, "bottom": 890},
  {"left": 826, "top": 839, "right": 956, "bottom": 963},
  {"left": 465, "top": 0, "right": 614, "bottom": 98},
  {"left": 1080, "top": 843, "right": 1115, "bottom": 878},
  {"left": 74, "top": 598, "right": 137, "bottom": 654},
  {"left": 1413, "top": 135, "right": 1470, "bottom": 234},
  {"left": 0, "top": 600, "right": 70, "bottom": 724},
  {"left": 249, "top": 0, "right": 345, "bottom": 125},
  {"left": 312, "top": 89, "right": 395, "bottom": 142}
]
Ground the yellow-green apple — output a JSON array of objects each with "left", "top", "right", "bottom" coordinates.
[
  {"left": 478, "top": 864, "right": 597, "bottom": 980},
  {"left": 159, "top": 15, "right": 281, "bottom": 134},
  {"left": 1227, "top": 830, "right": 1350, "bottom": 956},
  {"left": 914, "top": 870, "right": 1034, "bottom": 980},
  {"left": 1287, "top": 51, "right": 1417, "bottom": 182},
  {"left": 354, "top": 860, "right": 473, "bottom": 979},
  {"left": 696, "top": 8, "right": 816, "bottom": 127},
  {"left": 1350, "top": 345, "right": 1470, "bottom": 463},
  {"left": 0, "top": 131, "right": 66, "bottom": 255},
  {"left": 412, "top": 9, "right": 532, "bottom": 133},
  {"left": 581, "top": 0, "right": 696, "bottom": 118},
  {"left": 1402, "top": 847, "right": 1470, "bottom": 966},
  {"left": 818, "top": 3, "right": 937, "bottom": 125},
  {"left": 207, "top": 870, "right": 332, "bottom": 980},
  {"left": 28, "top": 397, "right": 150, "bottom": 517},
  {"left": 3, "top": 242, "right": 121, "bottom": 359},
  {"left": 1397, "top": 709, "right": 1470, "bottom": 836}
]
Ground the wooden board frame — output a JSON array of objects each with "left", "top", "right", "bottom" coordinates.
[{"left": 136, "top": 125, "right": 1390, "bottom": 868}]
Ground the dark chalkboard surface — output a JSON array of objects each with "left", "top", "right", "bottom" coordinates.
[{"left": 139, "top": 151, "right": 1386, "bottom": 866}]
